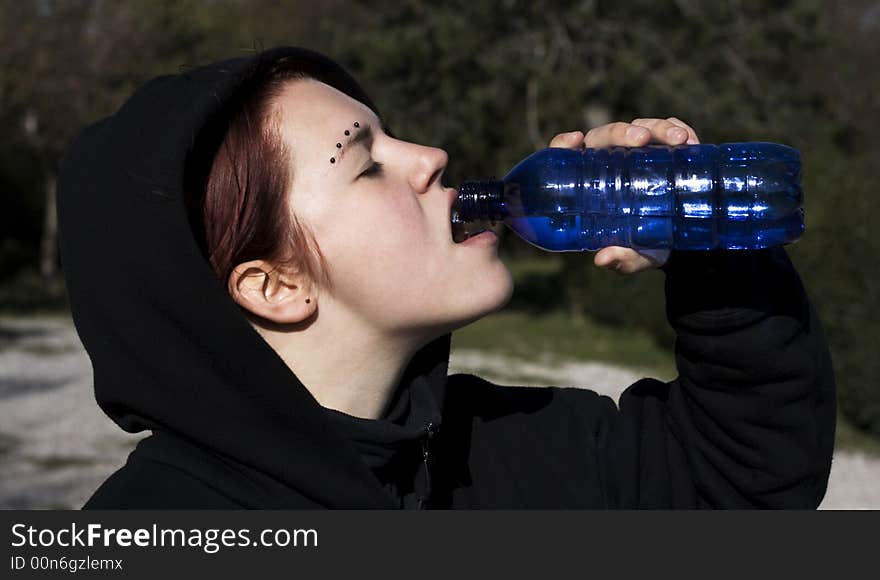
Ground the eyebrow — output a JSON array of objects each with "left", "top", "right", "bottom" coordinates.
[{"left": 336, "top": 124, "right": 374, "bottom": 167}]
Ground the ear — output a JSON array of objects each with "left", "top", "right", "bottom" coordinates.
[{"left": 227, "top": 260, "right": 316, "bottom": 324}]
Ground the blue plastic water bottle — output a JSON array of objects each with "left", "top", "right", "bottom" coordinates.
[{"left": 451, "top": 142, "right": 804, "bottom": 251}]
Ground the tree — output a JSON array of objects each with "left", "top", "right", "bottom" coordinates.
[
  {"left": 2, "top": 0, "right": 878, "bottom": 437},
  {"left": 0, "top": 0, "right": 243, "bottom": 287}
]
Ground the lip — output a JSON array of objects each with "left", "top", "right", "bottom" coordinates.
[
  {"left": 459, "top": 229, "right": 498, "bottom": 246},
  {"left": 446, "top": 186, "right": 499, "bottom": 246},
  {"left": 445, "top": 186, "right": 459, "bottom": 215},
  {"left": 445, "top": 186, "right": 459, "bottom": 243}
]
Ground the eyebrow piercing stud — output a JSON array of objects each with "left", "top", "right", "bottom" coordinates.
[{"left": 330, "top": 123, "right": 362, "bottom": 163}]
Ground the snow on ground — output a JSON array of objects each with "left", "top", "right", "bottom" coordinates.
[{"left": 0, "top": 315, "right": 875, "bottom": 509}]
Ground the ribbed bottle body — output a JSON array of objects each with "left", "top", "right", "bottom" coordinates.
[{"left": 456, "top": 142, "right": 804, "bottom": 251}]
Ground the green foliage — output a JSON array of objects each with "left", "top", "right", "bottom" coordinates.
[
  {"left": 451, "top": 309, "right": 676, "bottom": 381},
  {"left": 790, "top": 148, "right": 880, "bottom": 433},
  {"left": 0, "top": 268, "right": 68, "bottom": 314},
  {"left": 1, "top": 0, "right": 878, "bottom": 438}
]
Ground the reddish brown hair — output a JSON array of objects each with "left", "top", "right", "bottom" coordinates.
[
  {"left": 185, "top": 51, "right": 385, "bottom": 301},
  {"left": 184, "top": 62, "right": 325, "bottom": 297}
]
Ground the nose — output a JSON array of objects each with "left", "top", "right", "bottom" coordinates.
[{"left": 408, "top": 144, "right": 449, "bottom": 194}]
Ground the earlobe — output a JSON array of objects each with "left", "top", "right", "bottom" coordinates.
[{"left": 228, "top": 260, "right": 315, "bottom": 325}]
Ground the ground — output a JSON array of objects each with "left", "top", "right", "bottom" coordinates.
[{"left": 0, "top": 315, "right": 875, "bottom": 509}]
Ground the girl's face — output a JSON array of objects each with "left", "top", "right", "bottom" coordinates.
[{"left": 274, "top": 79, "right": 513, "bottom": 339}]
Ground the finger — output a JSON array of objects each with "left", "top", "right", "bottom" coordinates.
[
  {"left": 595, "top": 246, "right": 657, "bottom": 275},
  {"left": 549, "top": 130, "right": 585, "bottom": 148},
  {"left": 595, "top": 246, "right": 640, "bottom": 273},
  {"left": 630, "top": 117, "right": 700, "bottom": 145},
  {"left": 666, "top": 117, "right": 700, "bottom": 144},
  {"left": 630, "top": 118, "right": 690, "bottom": 145},
  {"left": 594, "top": 246, "right": 623, "bottom": 268},
  {"left": 583, "top": 122, "right": 650, "bottom": 149}
]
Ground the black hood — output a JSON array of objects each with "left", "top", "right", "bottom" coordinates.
[{"left": 56, "top": 46, "right": 451, "bottom": 508}]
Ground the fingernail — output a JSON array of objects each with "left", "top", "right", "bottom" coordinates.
[
  {"left": 667, "top": 127, "right": 686, "bottom": 141},
  {"left": 626, "top": 127, "right": 645, "bottom": 140}
]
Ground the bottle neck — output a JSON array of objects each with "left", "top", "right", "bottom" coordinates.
[{"left": 453, "top": 180, "right": 506, "bottom": 223}]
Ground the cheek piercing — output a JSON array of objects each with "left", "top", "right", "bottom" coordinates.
[
  {"left": 353, "top": 121, "right": 359, "bottom": 127},
  {"left": 330, "top": 158, "right": 335, "bottom": 163},
  {"left": 305, "top": 298, "right": 311, "bottom": 304}
]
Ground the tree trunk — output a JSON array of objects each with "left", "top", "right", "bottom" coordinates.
[
  {"left": 39, "top": 172, "right": 59, "bottom": 292},
  {"left": 526, "top": 78, "right": 545, "bottom": 151}
]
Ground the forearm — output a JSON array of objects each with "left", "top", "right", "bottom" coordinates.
[{"left": 660, "top": 246, "right": 837, "bottom": 507}]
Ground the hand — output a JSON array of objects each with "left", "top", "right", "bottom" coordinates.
[{"left": 548, "top": 117, "right": 701, "bottom": 274}]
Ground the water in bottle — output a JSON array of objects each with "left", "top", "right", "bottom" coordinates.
[{"left": 451, "top": 142, "right": 804, "bottom": 251}]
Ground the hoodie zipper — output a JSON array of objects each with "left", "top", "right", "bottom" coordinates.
[{"left": 417, "top": 422, "right": 439, "bottom": 510}]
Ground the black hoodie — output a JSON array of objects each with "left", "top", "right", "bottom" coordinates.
[{"left": 57, "top": 47, "right": 836, "bottom": 509}]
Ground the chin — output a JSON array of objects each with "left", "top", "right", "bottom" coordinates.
[
  {"left": 401, "top": 261, "right": 514, "bottom": 339},
  {"left": 447, "top": 263, "right": 514, "bottom": 331},
  {"left": 485, "top": 265, "right": 515, "bottom": 313}
]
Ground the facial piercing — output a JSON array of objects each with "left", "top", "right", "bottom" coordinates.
[
  {"left": 330, "top": 123, "right": 360, "bottom": 163},
  {"left": 305, "top": 298, "right": 311, "bottom": 303}
]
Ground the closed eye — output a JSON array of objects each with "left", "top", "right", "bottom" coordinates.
[{"left": 359, "top": 161, "right": 384, "bottom": 178}]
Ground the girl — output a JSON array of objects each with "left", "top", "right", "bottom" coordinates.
[{"left": 57, "top": 46, "right": 836, "bottom": 509}]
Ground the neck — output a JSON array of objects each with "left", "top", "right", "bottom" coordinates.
[{"left": 249, "top": 306, "right": 431, "bottom": 420}]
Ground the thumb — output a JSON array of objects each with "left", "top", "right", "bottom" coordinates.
[{"left": 636, "top": 249, "right": 670, "bottom": 268}]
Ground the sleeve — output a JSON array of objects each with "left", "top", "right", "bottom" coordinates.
[{"left": 593, "top": 245, "right": 837, "bottom": 508}]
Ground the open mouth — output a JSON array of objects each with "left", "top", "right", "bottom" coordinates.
[
  {"left": 448, "top": 184, "right": 501, "bottom": 244},
  {"left": 451, "top": 212, "right": 495, "bottom": 243}
]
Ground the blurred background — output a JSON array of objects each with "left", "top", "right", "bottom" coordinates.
[{"left": 1, "top": 0, "right": 877, "bottom": 508}]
